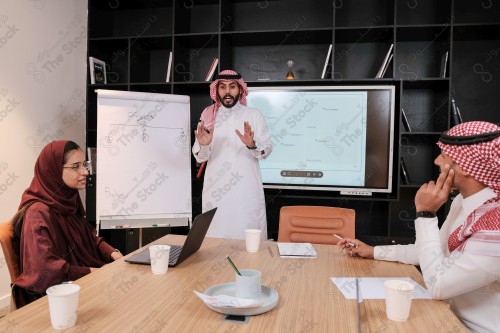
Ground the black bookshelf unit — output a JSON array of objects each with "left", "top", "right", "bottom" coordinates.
[{"left": 86, "top": 0, "right": 500, "bottom": 251}]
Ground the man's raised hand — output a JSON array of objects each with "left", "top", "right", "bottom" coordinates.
[
  {"left": 194, "top": 121, "right": 213, "bottom": 146},
  {"left": 235, "top": 121, "right": 256, "bottom": 148},
  {"left": 415, "top": 164, "right": 454, "bottom": 213}
]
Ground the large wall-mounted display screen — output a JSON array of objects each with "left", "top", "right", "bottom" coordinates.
[{"left": 246, "top": 85, "right": 396, "bottom": 196}]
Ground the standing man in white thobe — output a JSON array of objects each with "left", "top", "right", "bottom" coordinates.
[{"left": 192, "top": 69, "right": 273, "bottom": 240}]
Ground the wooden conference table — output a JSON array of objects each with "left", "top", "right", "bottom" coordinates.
[{"left": 0, "top": 235, "right": 467, "bottom": 332}]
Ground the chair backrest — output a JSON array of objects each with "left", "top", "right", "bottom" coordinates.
[
  {"left": 278, "top": 206, "right": 355, "bottom": 245},
  {"left": 0, "top": 220, "right": 20, "bottom": 282}
]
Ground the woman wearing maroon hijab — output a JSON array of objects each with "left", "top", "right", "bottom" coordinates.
[{"left": 11, "top": 140, "right": 122, "bottom": 308}]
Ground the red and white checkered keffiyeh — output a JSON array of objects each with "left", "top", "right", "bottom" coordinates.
[
  {"left": 199, "top": 69, "right": 248, "bottom": 129},
  {"left": 437, "top": 121, "right": 500, "bottom": 255},
  {"left": 437, "top": 121, "right": 500, "bottom": 194}
]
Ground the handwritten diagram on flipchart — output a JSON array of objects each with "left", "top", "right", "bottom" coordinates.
[{"left": 96, "top": 90, "right": 191, "bottom": 225}]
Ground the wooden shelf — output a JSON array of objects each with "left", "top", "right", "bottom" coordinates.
[{"left": 86, "top": 0, "right": 500, "bottom": 246}]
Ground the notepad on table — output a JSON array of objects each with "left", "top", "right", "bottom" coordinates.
[{"left": 277, "top": 242, "right": 317, "bottom": 258}]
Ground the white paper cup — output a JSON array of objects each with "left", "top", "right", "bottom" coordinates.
[
  {"left": 235, "top": 269, "right": 262, "bottom": 299},
  {"left": 149, "top": 245, "right": 171, "bottom": 275},
  {"left": 245, "top": 229, "right": 262, "bottom": 252},
  {"left": 46, "top": 283, "right": 80, "bottom": 330},
  {"left": 384, "top": 279, "right": 415, "bottom": 321}
]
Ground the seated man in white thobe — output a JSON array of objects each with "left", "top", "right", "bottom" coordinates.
[{"left": 338, "top": 121, "right": 500, "bottom": 333}]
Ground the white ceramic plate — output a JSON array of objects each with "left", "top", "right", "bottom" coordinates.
[{"left": 203, "top": 282, "right": 279, "bottom": 316}]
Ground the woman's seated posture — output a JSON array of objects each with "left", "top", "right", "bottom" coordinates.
[{"left": 11, "top": 140, "right": 122, "bottom": 308}]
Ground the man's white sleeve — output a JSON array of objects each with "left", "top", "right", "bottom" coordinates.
[
  {"left": 192, "top": 138, "right": 211, "bottom": 163},
  {"left": 415, "top": 217, "right": 500, "bottom": 299},
  {"left": 374, "top": 244, "right": 419, "bottom": 265}
]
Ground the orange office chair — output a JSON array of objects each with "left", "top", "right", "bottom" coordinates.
[
  {"left": 277, "top": 206, "right": 355, "bottom": 245},
  {"left": 0, "top": 220, "right": 20, "bottom": 312}
]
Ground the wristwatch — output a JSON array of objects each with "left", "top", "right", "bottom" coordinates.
[
  {"left": 246, "top": 140, "right": 257, "bottom": 150},
  {"left": 416, "top": 211, "right": 437, "bottom": 219}
]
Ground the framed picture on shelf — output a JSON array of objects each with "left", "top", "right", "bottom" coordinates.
[{"left": 89, "top": 57, "right": 107, "bottom": 84}]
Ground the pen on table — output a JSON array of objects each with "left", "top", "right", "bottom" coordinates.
[
  {"left": 333, "top": 234, "right": 357, "bottom": 248},
  {"left": 356, "top": 277, "right": 362, "bottom": 333},
  {"left": 152, "top": 223, "right": 170, "bottom": 227},
  {"left": 226, "top": 256, "right": 241, "bottom": 276},
  {"left": 267, "top": 246, "right": 274, "bottom": 257},
  {"left": 110, "top": 225, "right": 130, "bottom": 229}
]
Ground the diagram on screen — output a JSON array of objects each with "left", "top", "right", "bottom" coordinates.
[{"left": 247, "top": 90, "right": 367, "bottom": 187}]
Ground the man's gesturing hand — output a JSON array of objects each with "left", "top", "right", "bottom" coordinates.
[
  {"left": 194, "top": 121, "right": 213, "bottom": 146},
  {"left": 235, "top": 121, "right": 256, "bottom": 148}
]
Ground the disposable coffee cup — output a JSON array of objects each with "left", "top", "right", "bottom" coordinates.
[
  {"left": 384, "top": 279, "right": 415, "bottom": 321},
  {"left": 46, "top": 283, "right": 81, "bottom": 330},
  {"left": 235, "top": 269, "right": 262, "bottom": 299},
  {"left": 149, "top": 244, "right": 171, "bottom": 275},
  {"left": 245, "top": 229, "right": 262, "bottom": 252}
]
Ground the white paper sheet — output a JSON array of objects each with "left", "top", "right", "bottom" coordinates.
[
  {"left": 194, "top": 291, "right": 265, "bottom": 308},
  {"left": 331, "top": 277, "right": 432, "bottom": 300}
]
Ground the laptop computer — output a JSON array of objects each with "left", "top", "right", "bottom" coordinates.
[{"left": 125, "top": 207, "right": 217, "bottom": 267}]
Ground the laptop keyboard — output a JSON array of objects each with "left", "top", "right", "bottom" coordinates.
[
  {"left": 169, "top": 245, "right": 182, "bottom": 264},
  {"left": 132, "top": 244, "right": 183, "bottom": 265}
]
